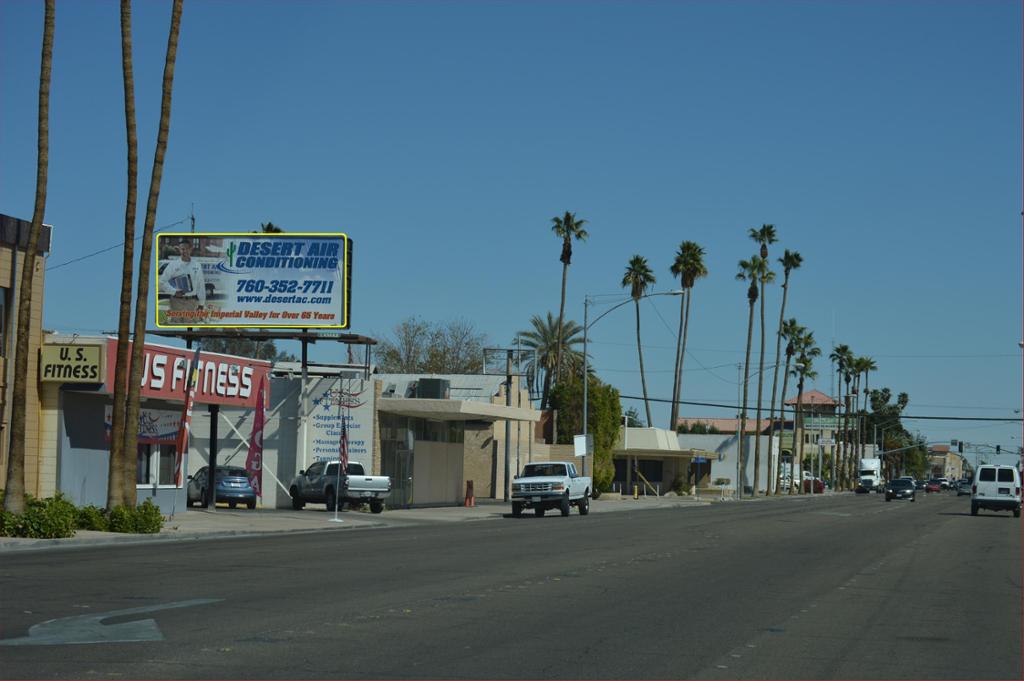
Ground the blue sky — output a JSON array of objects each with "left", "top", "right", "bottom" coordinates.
[{"left": 1, "top": 0, "right": 1021, "bottom": 462}]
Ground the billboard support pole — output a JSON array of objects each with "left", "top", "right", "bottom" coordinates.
[{"left": 301, "top": 333, "right": 309, "bottom": 473}]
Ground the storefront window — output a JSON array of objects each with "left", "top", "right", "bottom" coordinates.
[{"left": 137, "top": 444, "right": 179, "bottom": 487}]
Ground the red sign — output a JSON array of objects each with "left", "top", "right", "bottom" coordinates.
[
  {"left": 104, "top": 338, "right": 271, "bottom": 408},
  {"left": 245, "top": 378, "right": 266, "bottom": 497}
]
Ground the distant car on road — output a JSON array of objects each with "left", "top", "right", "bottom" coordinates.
[
  {"left": 885, "top": 478, "right": 916, "bottom": 502},
  {"left": 925, "top": 480, "right": 942, "bottom": 493},
  {"left": 187, "top": 465, "right": 257, "bottom": 509},
  {"left": 937, "top": 477, "right": 951, "bottom": 490},
  {"left": 956, "top": 479, "right": 972, "bottom": 496},
  {"left": 914, "top": 479, "right": 926, "bottom": 490}
]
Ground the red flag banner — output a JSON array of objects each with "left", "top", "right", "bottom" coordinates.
[
  {"left": 174, "top": 345, "right": 202, "bottom": 487},
  {"left": 245, "top": 378, "right": 266, "bottom": 497}
]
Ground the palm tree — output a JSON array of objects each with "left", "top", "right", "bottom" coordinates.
[
  {"left": 860, "top": 356, "right": 877, "bottom": 413},
  {"left": 765, "top": 249, "right": 801, "bottom": 494},
  {"left": 748, "top": 226, "right": 777, "bottom": 494},
  {"left": 622, "top": 255, "right": 656, "bottom": 426},
  {"left": 669, "top": 241, "right": 708, "bottom": 429},
  {"left": 735, "top": 256, "right": 762, "bottom": 497},
  {"left": 122, "top": 0, "right": 184, "bottom": 505},
  {"left": 107, "top": 0, "right": 139, "bottom": 511},
  {"left": 518, "top": 312, "right": 586, "bottom": 407},
  {"left": 3, "top": 0, "right": 54, "bottom": 515},
  {"left": 791, "top": 335, "right": 820, "bottom": 494},
  {"left": 745, "top": 228, "right": 774, "bottom": 493},
  {"left": 551, "top": 212, "right": 588, "bottom": 394},
  {"left": 260, "top": 221, "right": 283, "bottom": 233},
  {"left": 829, "top": 343, "right": 852, "bottom": 489},
  {"left": 774, "top": 318, "right": 804, "bottom": 494}
]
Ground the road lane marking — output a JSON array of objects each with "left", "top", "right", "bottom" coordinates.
[{"left": 0, "top": 598, "right": 222, "bottom": 646}]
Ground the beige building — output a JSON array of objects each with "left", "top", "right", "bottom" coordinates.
[{"left": 0, "top": 215, "right": 52, "bottom": 499}]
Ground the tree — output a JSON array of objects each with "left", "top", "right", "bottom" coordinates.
[
  {"left": 621, "top": 255, "right": 656, "bottom": 427},
  {"left": 259, "top": 221, "right": 283, "bottom": 233},
  {"left": 668, "top": 241, "right": 708, "bottom": 429},
  {"left": 748, "top": 226, "right": 777, "bottom": 495},
  {"left": 517, "top": 312, "right": 585, "bottom": 408},
  {"left": 550, "top": 212, "right": 588, "bottom": 389},
  {"left": 549, "top": 372, "right": 621, "bottom": 493},
  {"left": 624, "top": 406, "right": 644, "bottom": 428},
  {"left": 4, "top": 0, "right": 54, "bottom": 515},
  {"left": 773, "top": 318, "right": 804, "bottom": 494},
  {"left": 735, "top": 256, "right": 762, "bottom": 497},
  {"left": 107, "top": 0, "right": 140, "bottom": 511},
  {"left": 376, "top": 317, "right": 487, "bottom": 374},
  {"left": 790, "top": 333, "right": 820, "bottom": 494},
  {"left": 766, "top": 249, "right": 801, "bottom": 495},
  {"left": 121, "top": 0, "right": 185, "bottom": 505},
  {"left": 829, "top": 343, "right": 853, "bottom": 489}
]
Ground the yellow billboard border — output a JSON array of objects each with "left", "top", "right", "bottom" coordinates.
[{"left": 154, "top": 231, "right": 350, "bottom": 330}]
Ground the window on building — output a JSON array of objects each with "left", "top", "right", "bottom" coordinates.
[{"left": 136, "top": 444, "right": 179, "bottom": 487}]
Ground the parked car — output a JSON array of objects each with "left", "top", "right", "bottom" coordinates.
[
  {"left": 510, "top": 461, "right": 591, "bottom": 517},
  {"left": 956, "top": 479, "right": 972, "bottom": 496},
  {"left": 884, "top": 478, "right": 916, "bottom": 502},
  {"left": 802, "top": 478, "right": 826, "bottom": 494},
  {"left": 187, "top": 465, "right": 257, "bottom": 509},
  {"left": 289, "top": 461, "right": 391, "bottom": 513},
  {"left": 937, "top": 477, "right": 951, "bottom": 490},
  {"left": 971, "top": 465, "right": 1022, "bottom": 517},
  {"left": 925, "top": 480, "right": 942, "bottom": 493}
]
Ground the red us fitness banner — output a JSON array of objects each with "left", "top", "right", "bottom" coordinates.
[{"left": 104, "top": 338, "right": 271, "bottom": 408}]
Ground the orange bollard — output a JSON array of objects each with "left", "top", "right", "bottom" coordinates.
[{"left": 464, "top": 480, "right": 475, "bottom": 507}]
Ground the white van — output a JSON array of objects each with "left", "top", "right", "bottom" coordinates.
[{"left": 970, "top": 465, "right": 1021, "bottom": 518}]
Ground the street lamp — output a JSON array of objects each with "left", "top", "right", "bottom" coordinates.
[{"left": 581, "top": 290, "right": 684, "bottom": 479}]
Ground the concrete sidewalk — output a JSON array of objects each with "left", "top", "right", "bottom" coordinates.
[{"left": 0, "top": 491, "right": 841, "bottom": 552}]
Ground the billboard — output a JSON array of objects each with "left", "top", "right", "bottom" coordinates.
[{"left": 155, "top": 232, "right": 351, "bottom": 329}]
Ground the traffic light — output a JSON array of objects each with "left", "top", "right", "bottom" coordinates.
[
  {"left": 996, "top": 445, "right": 1001, "bottom": 454},
  {"left": 958, "top": 441, "right": 963, "bottom": 453}
]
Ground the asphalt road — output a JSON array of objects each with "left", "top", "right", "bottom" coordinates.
[{"left": 0, "top": 492, "right": 1019, "bottom": 679}]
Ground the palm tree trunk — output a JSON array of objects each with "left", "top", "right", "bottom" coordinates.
[
  {"left": 776, "top": 353, "right": 793, "bottom": 495},
  {"left": 634, "top": 300, "right": 652, "bottom": 427},
  {"left": 753, "top": 279, "right": 767, "bottom": 495},
  {"left": 794, "top": 378, "right": 802, "bottom": 491},
  {"left": 3, "top": 0, "right": 53, "bottom": 515},
  {"left": 766, "top": 274, "right": 790, "bottom": 495},
  {"left": 121, "top": 0, "right": 183, "bottom": 506},
  {"left": 738, "top": 300, "right": 755, "bottom": 498},
  {"left": 842, "top": 380, "right": 851, "bottom": 490},
  {"left": 669, "top": 289, "right": 686, "bottom": 429},
  {"left": 554, "top": 261, "right": 568, "bottom": 384},
  {"left": 108, "top": 0, "right": 138, "bottom": 510}
]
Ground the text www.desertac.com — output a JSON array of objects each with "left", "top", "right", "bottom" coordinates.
[{"left": 236, "top": 294, "right": 333, "bottom": 305}]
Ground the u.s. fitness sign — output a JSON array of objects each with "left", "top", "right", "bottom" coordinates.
[{"left": 155, "top": 232, "right": 351, "bottom": 329}]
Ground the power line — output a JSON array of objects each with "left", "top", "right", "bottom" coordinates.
[
  {"left": 618, "top": 393, "right": 1024, "bottom": 422},
  {"left": 46, "top": 217, "right": 188, "bottom": 272}
]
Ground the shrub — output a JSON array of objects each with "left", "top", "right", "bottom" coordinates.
[
  {"left": 7, "top": 493, "right": 78, "bottom": 539},
  {"left": 133, "top": 500, "right": 164, "bottom": 534},
  {"left": 77, "top": 505, "right": 109, "bottom": 531},
  {"left": 108, "top": 504, "right": 137, "bottom": 533},
  {"left": 671, "top": 473, "right": 688, "bottom": 495},
  {"left": 108, "top": 501, "right": 165, "bottom": 534}
]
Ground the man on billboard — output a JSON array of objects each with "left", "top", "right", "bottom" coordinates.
[{"left": 159, "top": 237, "right": 207, "bottom": 314}]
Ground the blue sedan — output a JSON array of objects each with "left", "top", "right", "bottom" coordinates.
[{"left": 187, "top": 466, "right": 257, "bottom": 509}]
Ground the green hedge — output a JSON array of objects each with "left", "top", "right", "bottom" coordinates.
[{"left": 0, "top": 492, "right": 165, "bottom": 538}]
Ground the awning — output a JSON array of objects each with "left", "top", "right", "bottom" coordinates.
[{"left": 377, "top": 398, "right": 540, "bottom": 423}]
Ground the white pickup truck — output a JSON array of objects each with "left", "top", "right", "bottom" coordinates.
[
  {"left": 510, "top": 461, "right": 592, "bottom": 517},
  {"left": 289, "top": 460, "right": 391, "bottom": 513}
]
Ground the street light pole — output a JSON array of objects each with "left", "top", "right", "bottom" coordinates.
[{"left": 582, "top": 290, "right": 683, "bottom": 484}]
